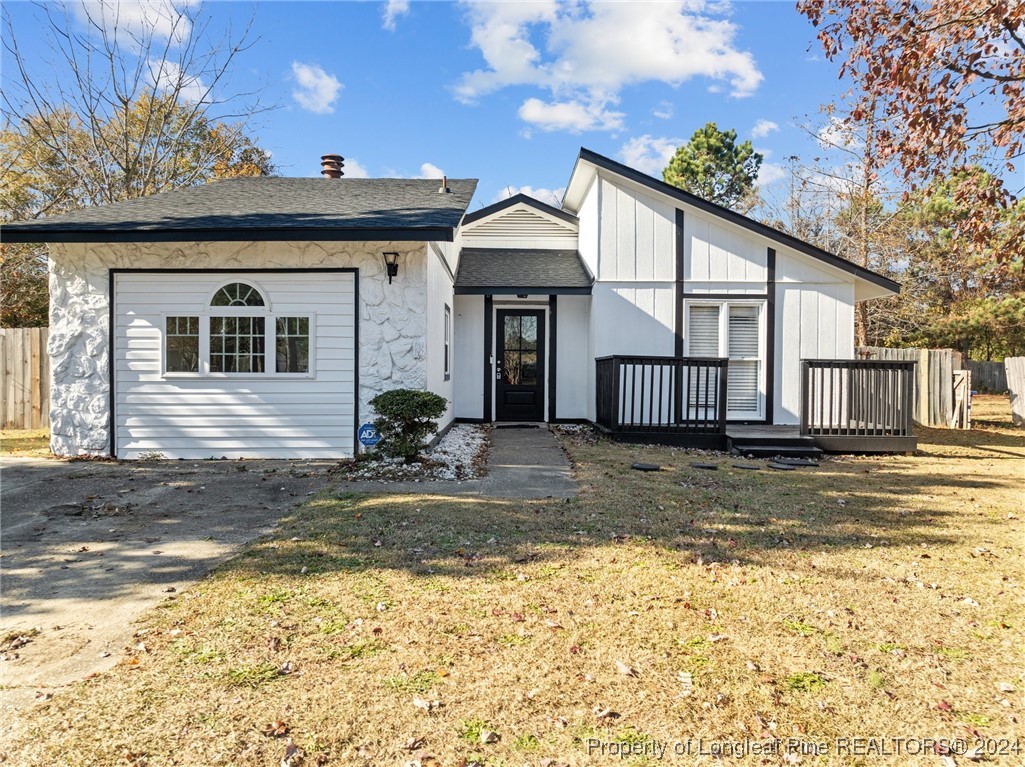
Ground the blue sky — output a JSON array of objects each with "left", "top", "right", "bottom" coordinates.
[{"left": 4, "top": 1, "right": 862, "bottom": 212}]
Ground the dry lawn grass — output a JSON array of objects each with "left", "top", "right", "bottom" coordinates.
[
  {"left": 0, "top": 429, "right": 50, "bottom": 458},
  {"left": 6, "top": 397, "right": 1024, "bottom": 766}
]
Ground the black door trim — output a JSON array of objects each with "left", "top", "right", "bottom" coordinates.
[{"left": 495, "top": 309, "right": 546, "bottom": 422}]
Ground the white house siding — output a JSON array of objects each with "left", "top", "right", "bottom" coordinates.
[
  {"left": 775, "top": 249, "right": 856, "bottom": 424},
  {"left": 461, "top": 206, "right": 577, "bottom": 250},
  {"left": 426, "top": 244, "right": 456, "bottom": 428},
  {"left": 555, "top": 295, "right": 590, "bottom": 419},
  {"left": 114, "top": 272, "right": 354, "bottom": 459},
  {"left": 453, "top": 294, "right": 484, "bottom": 419},
  {"left": 47, "top": 240, "right": 429, "bottom": 457},
  {"left": 684, "top": 212, "right": 767, "bottom": 294},
  {"left": 588, "top": 177, "right": 677, "bottom": 409},
  {"left": 576, "top": 177, "right": 599, "bottom": 278},
  {"left": 597, "top": 177, "right": 675, "bottom": 281}
]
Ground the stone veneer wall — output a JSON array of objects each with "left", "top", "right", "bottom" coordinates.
[{"left": 47, "top": 240, "right": 428, "bottom": 456}]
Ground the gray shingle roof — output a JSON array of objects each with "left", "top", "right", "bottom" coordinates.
[
  {"left": 1, "top": 177, "right": 478, "bottom": 243},
  {"left": 455, "top": 248, "right": 593, "bottom": 293}
]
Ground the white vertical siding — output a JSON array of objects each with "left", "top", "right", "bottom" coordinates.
[
  {"left": 598, "top": 177, "right": 675, "bottom": 282},
  {"left": 684, "top": 210, "right": 767, "bottom": 293},
  {"left": 426, "top": 245, "right": 455, "bottom": 428},
  {"left": 776, "top": 250, "right": 855, "bottom": 423},
  {"left": 555, "top": 295, "right": 590, "bottom": 419},
  {"left": 590, "top": 283, "right": 676, "bottom": 359},
  {"left": 453, "top": 294, "right": 484, "bottom": 419},
  {"left": 577, "top": 178, "right": 599, "bottom": 278},
  {"left": 114, "top": 271, "right": 355, "bottom": 459}
]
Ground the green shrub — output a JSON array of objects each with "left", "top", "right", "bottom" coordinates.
[{"left": 370, "top": 389, "right": 447, "bottom": 463}]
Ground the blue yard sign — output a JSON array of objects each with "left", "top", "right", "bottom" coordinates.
[{"left": 357, "top": 423, "right": 381, "bottom": 447}]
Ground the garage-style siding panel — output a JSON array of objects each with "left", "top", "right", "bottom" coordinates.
[{"left": 114, "top": 271, "right": 356, "bottom": 459}]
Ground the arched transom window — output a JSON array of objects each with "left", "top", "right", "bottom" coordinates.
[{"left": 211, "top": 282, "right": 266, "bottom": 307}]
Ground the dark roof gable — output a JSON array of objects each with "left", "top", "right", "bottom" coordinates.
[
  {"left": 1, "top": 177, "right": 478, "bottom": 243},
  {"left": 462, "top": 193, "right": 577, "bottom": 227},
  {"left": 571, "top": 148, "right": 900, "bottom": 294}
]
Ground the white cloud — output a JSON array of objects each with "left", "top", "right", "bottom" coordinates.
[
  {"left": 343, "top": 158, "right": 370, "bottom": 178},
  {"left": 756, "top": 162, "right": 787, "bottom": 187},
  {"left": 71, "top": 0, "right": 198, "bottom": 47},
  {"left": 418, "top": 162, "right": 445, "bottom": 179},
  {"left": 148, "top": 58, "right": 206, "bottom": 102},
  {"left": 291, "top": 62, "right": 342, "bottom": 114},
  {"left": 493, "top": 185, "right": 566, "bottom": 208},
  {"left": 651, "top": 100, "right": 674, "bottom": 120},
  {"left": 620, "top": 135, "right": 680, "bottom": 176},
  {"left": 751, "top": 119, "right": 779, "bottom": 139},
  {"left": 382, "top": 0, "right": 409, "bottom": 31},
  {"left": 518, "top": 97, "right": 624, "bottom": 133},
  {"left": 454, "top": 1, "right": 762, "bottom": 132}
]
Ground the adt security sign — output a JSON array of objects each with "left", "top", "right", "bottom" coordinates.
[{"left": 357, "top": 423, "right": 381, "bottom": 447}]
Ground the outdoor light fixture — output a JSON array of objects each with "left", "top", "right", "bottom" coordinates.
[{"left": 382, "top": 252, "right": 400, "bottom": 284}]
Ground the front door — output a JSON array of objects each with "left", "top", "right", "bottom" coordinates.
[{"left": 496, "top": 310, "right": 545, "bottom": 421}]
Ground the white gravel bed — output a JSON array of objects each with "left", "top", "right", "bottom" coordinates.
[{"left": 341, "top": 423, "right": 489, "bottom": 481}]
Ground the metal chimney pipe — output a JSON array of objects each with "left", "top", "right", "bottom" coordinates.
[
  {"left": 321, "top": 154, "right": 345, "bottom": 178},
  {"left": 438, "top": 174, "right": 450, "bottom": 193}
]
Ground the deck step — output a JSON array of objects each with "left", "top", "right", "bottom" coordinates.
[{"left": 729, "top": 442, "right": 824, "bottom": 460}]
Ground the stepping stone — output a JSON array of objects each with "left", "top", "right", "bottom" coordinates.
[
  {"left": 772, "top": 457, "right": 820, "bottom": 467},
  {"left": 767, "top": 461, "right": 797, "bottom": 471},
  {"left": 690, "top": 462, "right": 718, "bottom": 470},
  {"left": 631, "top": 463, "right": 662, "bottom": 472},
  {"left": 732, "top": 463, "right": 761, "bottom": 471}
]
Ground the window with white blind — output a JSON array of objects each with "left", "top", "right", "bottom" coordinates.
[{"left": 685, "top": 301, "right": 764, "bottom": 418}]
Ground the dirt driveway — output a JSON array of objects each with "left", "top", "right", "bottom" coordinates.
[{"left": 1, "top": 456, "right": 337, "bottom": 709}]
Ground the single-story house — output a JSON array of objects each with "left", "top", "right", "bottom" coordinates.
[{"left": 3, "top": 148, "right": 915, "bottom": 459}]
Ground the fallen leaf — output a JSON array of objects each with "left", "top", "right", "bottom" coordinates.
[
  {"left": 412, "top": 696, "right": 441, "bottom": 712},
  {"left": 402, "top": 736, "right": 426, "bottom": 751},
  {"left": 479, "top": 730, "right": 500, "bottom": 744},
  {"left": 262, "top": 720, "right": 290, "bottom": 737},
  {"left": 615, "top": 660, "right": 637, "bottom": 677},
  {"left": 594, "top": 707, "right": 621, "bottom": 721},
  {"left": 997, "top": 682, "right": 1015, "bottom": 692},
  {"left": 281, "top": 740, "right": 303, "bottom": 767},
  {"left": 937, "top": 700, "right": 954, "bottom": 712}
]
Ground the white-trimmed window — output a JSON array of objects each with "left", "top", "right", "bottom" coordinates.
[
  {"left": 276, "top": 316, "right": 310, "bottom": 373},
  {"left": 685, "top": 300, "right": 765, "bottom": 419},
  {"left": 165, "top": 316, "right": 200, "bottom": 372},
  {"left": 162, "top": 281, "right": 313, "bottom": 377},
  {"left": 443, "top": 304, "right": 452, "bottom": 381}
]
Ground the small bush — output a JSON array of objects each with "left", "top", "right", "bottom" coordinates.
[{"left": 370, "top": 389, "right": 447, "bottom": 463}]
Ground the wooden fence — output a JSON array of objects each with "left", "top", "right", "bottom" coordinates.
[
  {"left": 1, "top": 327, "right": 50, "bottom": 430},
  {"left": 968, "top": 360, "right": 1009, "bottom": 393},
  {"left": 857, "top": 346, "right": 964, "bottom": 428},
  {"left": 1006, "top": 357, "right": 1025, "bottom": 426}
]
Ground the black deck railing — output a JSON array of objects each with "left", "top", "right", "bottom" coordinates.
[
  {"left": 595, "top": 356, "right": 728, "bottom": 436},
  {"left": 800, "top": 359, "right": 915, "bottom": 438}
]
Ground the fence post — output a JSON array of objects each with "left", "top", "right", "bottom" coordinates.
[{"left": 1007, "top": 357, "right": 1025, "bottom": 426}]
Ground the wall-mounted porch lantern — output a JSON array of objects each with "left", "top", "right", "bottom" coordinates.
[{"left": 382, "top": 252, "right": 400, "bottom": 284}]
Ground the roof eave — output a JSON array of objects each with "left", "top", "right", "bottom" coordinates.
[
  {"left": 564, "top": 148, "right": 901, "bottom": 296},
  {"left": 454, "top": 285, "right": 592, "bottom": 295},
  {"left": 0, "top": 225, "right": 459, "bottom": 244}
]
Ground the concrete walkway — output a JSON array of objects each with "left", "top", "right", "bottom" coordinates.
[
  {"left": 481, "top": 424, "right": 577, "bottom": 498},
  {"left": 338, "top": 424, "right": 578, "bottom": 499}
]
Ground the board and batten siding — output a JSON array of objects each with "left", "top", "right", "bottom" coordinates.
[
  {"left": 461, "top": 205, "right": 577, "bottom": 250},
  {"left": 775, "top": 251, "right": 855, "bottom": 424},
  {"left": 114, "top": 271, "right": 355, "bottom": 459}
]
